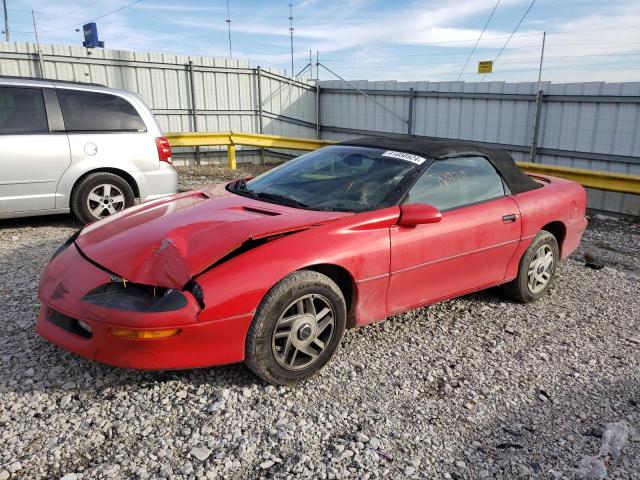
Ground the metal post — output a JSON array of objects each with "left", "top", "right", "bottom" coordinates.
[
  {"left": 227, "top": 144, "right": 237, "bottom": 170},
  {"left": 2, "top": 0, "right": 9, "bottom": 42},
  {"left": 316, "top": 85, "right": 321, "bottom": 140},
  {"left": 308, "top": 50, "right": 312, "bottom": 80},
  {"left": 407, "top": 87, "right": 415, "bottom": 136},
  {"left": 530, "top": 90, "right": 544, "bottom": 163},
  {"left": 225, "top": 0, "right": 232, "bottom": 59},
  {"left": 536, "top": 31, "right": 546, "bottom": 92},
  {"left": 256, "top": 67, "right": 264, "bottom": 133},
  {"left": 315, "top": 51, "right": 320, "bottom": 140},
  {"left": 288, "top": 3, "right": 294, "bottom": 77},
  {"left": 257, "top": 66, "right": 265, "bottom": 165},
  {"left": 188, "top": 61, "right": 200, "bottom": 165},
  {"left": 530, "top": 32, "right": 546, "bottom": 163},
  {"left": 32, "top": 11, "right": 44, "bottom": 78}
]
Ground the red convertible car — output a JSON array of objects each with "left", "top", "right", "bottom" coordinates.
[{"left": 37, "top": 137, "right": 587, "bottom": 385}]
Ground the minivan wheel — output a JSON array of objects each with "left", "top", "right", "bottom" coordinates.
[{"left": 71, "top": 172, "right": 135, "bottom": 223}]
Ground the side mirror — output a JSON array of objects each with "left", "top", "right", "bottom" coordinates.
[{"left": 398, "top": 203, "right": 442, "bottom": 227}]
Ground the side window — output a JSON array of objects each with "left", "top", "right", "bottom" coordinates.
[
  {"left": 0, "top": 87, "right": 49, "bottom": 134},
  {"left": 57, "top": 90, "right": 146, "bottom": 132},
  {"left": 407, "top": 156, "right": 505, "bottom": 210}
]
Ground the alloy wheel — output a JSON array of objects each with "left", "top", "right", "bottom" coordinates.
[
  {"left": 271, "top": 294, "right": 335, "bottom": 371},
  {"left": 87, "top": 183, "right": 126, "bottom": 218},
  {"left": 527, "top": 244, "right": 554, "bottom": 294}
]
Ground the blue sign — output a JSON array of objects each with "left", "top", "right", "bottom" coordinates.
[{"left": 82, "top": 23, "right": 103, "bottom": 48}]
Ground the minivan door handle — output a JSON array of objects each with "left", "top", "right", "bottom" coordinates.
[{"left": 502, "top": 214, "right": 518, "bottom": 223}]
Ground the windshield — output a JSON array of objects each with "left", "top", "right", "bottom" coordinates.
[{"left": 233, "top": 146, "right": 429, "bottom": 212}]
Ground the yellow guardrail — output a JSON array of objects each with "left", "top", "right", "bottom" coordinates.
[
  {"left": 165, "top": 131, "right": 640, "bottom": 194},
  {"left": 165, "top": 131, "right": 333, "bottom": 169},
  {"left": 517, "top": 162, "right": 640, "bottom": 195}
]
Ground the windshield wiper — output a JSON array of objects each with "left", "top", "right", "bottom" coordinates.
[
  {"left": 230, "top": 180, "right": 309, "bottom": 208},
  {"left": 230, "top": 178, "right": 247, "bottom": 191},
  {"left": 252, "top": 191, "right": 309, "bottom": 209},
  {"left": 230, "top": 179, "right": 251, "bottom": 196}
]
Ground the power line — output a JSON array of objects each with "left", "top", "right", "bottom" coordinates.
[
  {"left": 322, "top": 53, "right": 640, "bottom": 70},
  {"left": 11, "top": 0, "right": 144, "bottom": 34},
  {"left": 323, "top": 45, "right": 640, "bottom": 63},
  {"left": 9, "top": 20, "right": 308, "bottom": 58},
  {"left": 13, "top": 19, "right": 292, "bottom": 51},
  {"left": 322, "top": 25, "right": 640, "bottom": 54},
  {"left": 483, "top": 0, "right": 536, "bottom": 80},
  {"left": 330, "top": 64, "right": 640, "bottom": 77},
  {"left": 294, "top": 25, "right": 640, "bottom": 64},
  {"left": 40, "top": 0, "right": 105, "bottom": 21},
  {"left": 326, "top": 50, "right": 640, "bottom": 70},
  {"left": 458, "top": 0, "right": 501, "bottom": 80}
]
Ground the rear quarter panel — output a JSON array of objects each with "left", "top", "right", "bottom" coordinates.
[{"left": 504, "top": 175, "right": 587, "bottom": 279}]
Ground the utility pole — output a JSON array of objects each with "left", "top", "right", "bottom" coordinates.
[
  {"left": 225, "top": 0, "right": 232, "bottom": 59},
  {"left": 315, "top": 50, "right": 320, "bottom": 139},
  {"left": 530, "top": 31, "right": 546, "bottom": 163},
  {"left": 3, "top": 0, "right": 9, "bottom": 42},
  {"left": 31, "top": 10, "right": 40, "bottom": 46},
  {"left": 536, "top": 31, "right": 546, "bottom": 91},
  {"left": 31, "top": 10, "right": 45, "bottom": 77},
  {"left": 288, "top": 3, "right": 294, "bottom": 77}
]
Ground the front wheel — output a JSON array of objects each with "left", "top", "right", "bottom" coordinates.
[
  {"left": 502, "top": 230, "right": 559, "bottom": 303},
  {"left": 245, "top": 270, "right": 347, "bottom": 386}
]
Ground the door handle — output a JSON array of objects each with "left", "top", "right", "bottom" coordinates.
[{"left": 502, "top": 214, "right": 518, "bottom": 223}]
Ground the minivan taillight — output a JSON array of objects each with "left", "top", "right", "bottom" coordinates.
[{"left": 155, "top": 137, "right": 172, "bottom": 164}]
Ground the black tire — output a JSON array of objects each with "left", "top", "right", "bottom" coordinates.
[
  {"left": 245, "top": 270, "right": 347, "bottom": 386},
  {"left": 501, "top": 230, "right": 559, "bottom": 303},
  {"left": 71, "top": 172, "right": 136, "bottom": 224}
]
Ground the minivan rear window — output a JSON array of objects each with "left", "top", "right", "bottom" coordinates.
[
  {"left": 0, "top": 87, "right": 49, "bottom": 134},
  {"left": 57, "top": 90, "right": 146, "bottom": 132}
]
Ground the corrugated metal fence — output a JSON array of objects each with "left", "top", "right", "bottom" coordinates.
[
  {"left": 0, "top": 42, "right": 638, "bottom": 214},
  {"left": 0, "top": 42, "right": 318, "bottom": 163},
  {"left": 318, "top": 80, "right": 640, "bottom": 215}
]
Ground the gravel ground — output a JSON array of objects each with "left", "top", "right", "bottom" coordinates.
[{"left": 0, "top": 166, "right": 638, "bottom": 480}]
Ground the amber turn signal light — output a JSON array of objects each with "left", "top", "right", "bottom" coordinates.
[{"left": 109, "top": 328, "right": 181, "bottom": 339}]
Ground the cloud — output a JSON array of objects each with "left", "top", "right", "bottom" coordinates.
[
  {"left": 8, "top": 0, "right": 640, "bottom": 82},
  {"left": 290, "top": 0, "right": 640, "bottom": 82},
  {"left": 131, "top": 3, "right": 225, "bottom": 12}
]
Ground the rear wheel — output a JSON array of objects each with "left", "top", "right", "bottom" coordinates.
[
  {"left": 502, "top": 230, "right": 559, "bottom": 303},
  {"left": 71, "top": 172, "right": 135, "bottom": 224},
  {"left": 245, "top": 270, "right": 347, "bottom": 386}
]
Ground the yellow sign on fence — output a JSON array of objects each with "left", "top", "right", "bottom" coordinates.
[{"left": 478, "top": 61, "right": 493, "bottom": 74}]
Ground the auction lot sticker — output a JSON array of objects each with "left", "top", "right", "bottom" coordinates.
[{"left": 381, "top": 150, "right": 426, "bottom": 165}]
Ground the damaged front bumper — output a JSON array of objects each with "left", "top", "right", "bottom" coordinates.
[{"left": 36, "top": 242, "right": 253, "bottom": 370}]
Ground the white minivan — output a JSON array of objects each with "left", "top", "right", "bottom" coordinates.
[{"left": 0, "top": 76, "right": 177, "bottom": 223}]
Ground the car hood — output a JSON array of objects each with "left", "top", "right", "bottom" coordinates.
[{"left": 75, "top": 184, "right": 351, "bottom": 289}]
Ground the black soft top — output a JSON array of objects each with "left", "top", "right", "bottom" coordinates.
[{"left": 337, "top": 136, "right": 541, "bottom": 195}]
